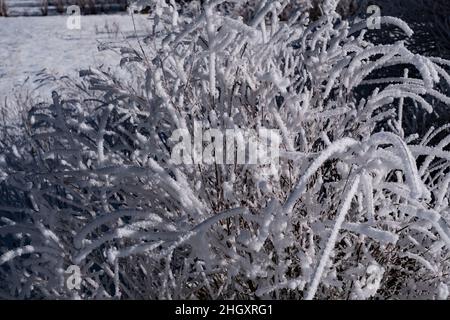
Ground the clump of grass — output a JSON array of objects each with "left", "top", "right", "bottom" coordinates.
[{"left": 1, "top": 0, "right": 450, "bottom": 300}]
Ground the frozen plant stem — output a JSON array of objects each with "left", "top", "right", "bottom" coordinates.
[
  {"left": 305, "top": 174, "right": 361, "bottom": 300},
  {"left": 205, "top": 3, "right": 216, "bottom": 100}
]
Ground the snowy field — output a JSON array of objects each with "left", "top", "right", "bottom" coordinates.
[{"left": 0, "top": 14, "right": 149, "bottom": 110}]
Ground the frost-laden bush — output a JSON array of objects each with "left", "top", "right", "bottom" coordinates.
[{"left": 1, "top": 0, "right": 450, "bottom": 299}]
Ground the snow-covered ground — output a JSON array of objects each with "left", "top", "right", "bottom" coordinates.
[{"left": 0, "top": 14, "right": 150, "bottom": 112}]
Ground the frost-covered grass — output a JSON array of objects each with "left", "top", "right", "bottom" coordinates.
[{"left": 1, "top": 0, "right": 450, "bottom": 300}]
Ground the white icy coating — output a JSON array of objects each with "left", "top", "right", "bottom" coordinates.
[{"left": 1, "top": 0, "right": 450, "bottom": 300}]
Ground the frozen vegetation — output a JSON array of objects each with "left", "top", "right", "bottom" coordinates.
[{"left": 0, "top": 0, "right": 450, "bottom": 299}]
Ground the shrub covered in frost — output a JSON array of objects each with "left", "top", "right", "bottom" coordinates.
[{"left": 1, "top": 0, "right": 450, "bottom": 299}]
